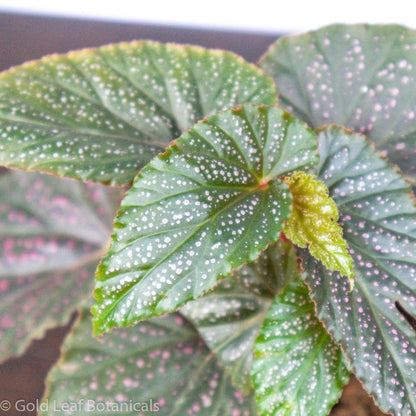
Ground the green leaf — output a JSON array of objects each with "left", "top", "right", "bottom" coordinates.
[
  {"left": 302, "top": 125, "right": 416, "bottom": 415},
  {"left": 252, "top": 276, "right": 349, "bottom": 416},
  {"left": 41, "top": 311, "right": 257, "bottom": 416},
  {"left": 93, "top": 104, "right": 319, "bottom": 335},
  {"left": 260, "top": 24, "right": 416, "bottom": 186},
  {"left": 283, "top": 171, "right": 354, "bottom": 282},
  {"left": 0, "top": 41, "right": 277, "bottom": 185},
  {"left": 0, "top": 170, "right": 121, "bottom": 363},
  {"left": 381, "top": 130, "right": 416, "bottom": 187},
  {"left": 182, "top": 240, "right": 299, "bottom": 393}
]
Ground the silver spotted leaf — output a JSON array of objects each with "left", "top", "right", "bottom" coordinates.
[
  {"left": 0, "top": 169, "right": 121, "bottom": 363},
  {"left": 0, "top": 41, "right": 277, "bottom": 186},
  {"left": 93, "top": 104, "right": 319, "bottom": 335},
  {"left": 41, "top": 310, "right": 257, "bottom": 416},
  {"left": 302, "top": 125, "right": 416, "bottom": 415},
  {"left": 182, "top": 240, "right": 299, "bottom": 393},
  {"left": 252, "top": 277, "right": 349, "bottom": 416},
  {"left": 260, "top": 24, "right": 416, "bottom": 186}
]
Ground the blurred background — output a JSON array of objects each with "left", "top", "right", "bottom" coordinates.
[
  {"left": 0, "top": 0, "right": 415, "bottom": 70},
  {"left": 0, "top": 0, "right": 415, "bottom": 34},
  {"left": 0, "top": 1, "right": 410, "bottom": 415}
]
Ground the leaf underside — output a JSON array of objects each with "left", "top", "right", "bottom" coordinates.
[
  {"left": 93, "top": 104, "right": 319, "bottom": 335},
  {"left": 0, "top": 170, "right": 121, "bottom": 363},
  {"left": 302, "top": 126, "right": 416, "bottom": 415},
  {"left": 41, "top": 311, "right": 257, "bottom": 416},
  {"left": 0, "top": 41, "right": 277, "bottom": 185},
  {"left": 260, "top": 24, "right": 416, "bottom": 187},
  {"left": 182, "top": 239, "right": 299, "bottom": 393},
  {"left": 252, "top": 277, "right": 349, "bottom": 416},
  {"left": 284, "top": 171, "right": 354, "bottom": 281}
]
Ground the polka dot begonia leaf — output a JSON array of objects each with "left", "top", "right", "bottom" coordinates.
[
  {"left": 0, "top": 169, "right": 122, "bottom": 363},
  {"left": 182, "top": 239, "right": 299, "bottom": 393},
  {"left": 302, "top": 125, "right": 416, "bottom": 415},
  {"left": 260, "top": 24, "right": 416, "bottom": 188},
  {"left": 92, "top": 104, "right": 319, "bottom": 335},
  {"left": 41, "top": 311, "right": 257, "bottom": 416},
  {"left": 251, "top": 276, "right": 350, "bottom": 416},
  {"left": 0, "top": 41, "right": 277, "bottom": 186}
]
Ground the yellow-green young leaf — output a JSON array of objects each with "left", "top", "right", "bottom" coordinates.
[{"left": 283, "top": 172, "right": 354, "bottom": 283}]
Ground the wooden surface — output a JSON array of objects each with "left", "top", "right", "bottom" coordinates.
[{"left": 0, "top": 12, "right": 386, "bottom": 416}]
